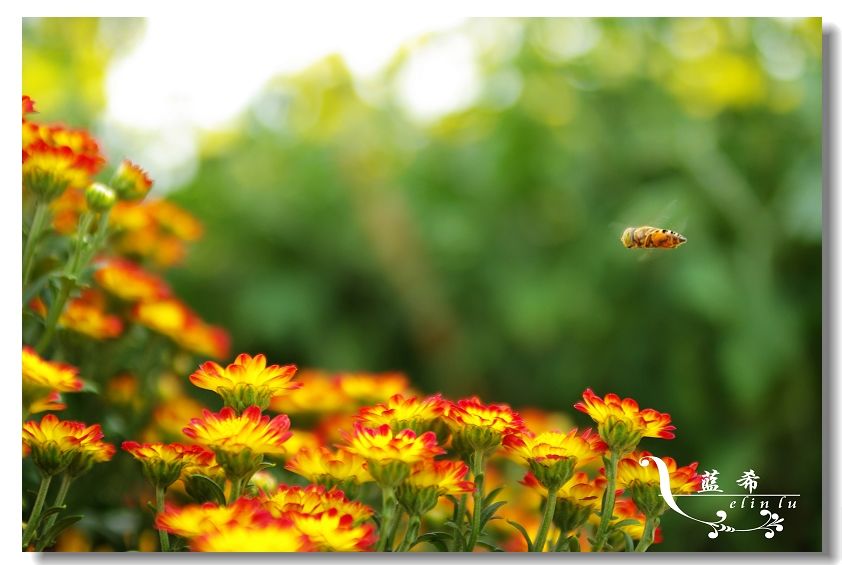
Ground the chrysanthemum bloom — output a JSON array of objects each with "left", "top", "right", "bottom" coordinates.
[
  {"left": 260, "top": 484, "right": 374, "bottom": 525},
  {"left": 189, "top": 353, "right": 300, "bottom": 412},
  {"left": 504, "top": 429, "right": 605, "bottom": 491},
  {"left": 156, "top": 497, "right": 271, "bottom": 538},
  {"left": 56, "top": 289, "right": 123, "bottom": 340},
  {"left": 356, "top": 393, "right": 448, "bottom": 436},
  {"left": 574, "top": 389, "right": 675, "bottom": 455},
  {"left": 146, "top": 198, "right": 204, "bottom": 242},
  {"left": 22, "top": 140, "right": 100, "bottom": 200},
  {"left": 122, "top": 442, "right": 215, "bottom": 490},
  {"left": 132, "top": 298, "right": 230, "bottom": 359},
  {"left": 397, "top": 459, "right": 475, "bottom": 515},
  {"left": 339, "top": 423, "right": 444, "bottom": 487},
  {"left": 191, "top": 519, "right": 313, "bottom": 552},
  {"left": 280, "top": 429, "right": 324, "bottom": 457},
  {"left": 286, "top": 447, "right": 372, "bottom": 493},
  {"left": 24, "top": 122, "right": 104, "bottom": 163},
  {"left": 28, "top": 391, "right": 67, "bottom": 414},
  {"left": 94, "top": 257, "right": 171, "bottom": 302},
  {"left": 22, "top": 346, "right": 82, "bottom": 415},
  {"left": 337, "top": 372, "right": 411, "bottom": 405},
  {"left": 182, "top": 406, "right": 292, "bottom": 480},
  {"left": 289, "top": 508, "right": 377, "bottom": 552},
  {"left": 444, "top": 396, "right": 527, "bottom": 455},
  {"left": 269, "top": 370, "right": 350, "bottom": 415},
  {"left": 615, "top": 451, "right": 701, "bottom": 518},
  {"left": 23, "top": 415, "right": 114, "bottom": 477},
  {"left": 111, "top": 159, "right": 153, "bottom": 201},
  {"left": 523, "top": 471, "right": 606, "bottom": 534}
]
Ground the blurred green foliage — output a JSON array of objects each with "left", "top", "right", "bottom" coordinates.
[{"left": 24, "top": 17, "right": 822, "bottom": 551}]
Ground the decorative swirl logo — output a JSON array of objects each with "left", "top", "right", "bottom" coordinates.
[{"left": 639, "top": 455, "right": 787, "bottom": 539}]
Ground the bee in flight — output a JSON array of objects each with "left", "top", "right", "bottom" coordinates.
[{"left": 620, "top": 226, "right": 687, "bottom": 249}]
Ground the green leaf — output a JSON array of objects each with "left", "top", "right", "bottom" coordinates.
[
  {"left": 612, "top": 518, "right": 641, "bottom": 529},
  {"left": 256, "top": 462, "right": 276, "bottom": 471},
  {"left": 36, "top": 515, "right": 83, "bottom": 551},
  {"left": 411, "top": 532, "right": 451, "bottom": 551},
  {"left": 80, "top": 380, "right": 100, "bottom": 394},
  {"left": 568, "top": 535, "right": 580, "bottom": 552},
  {"left": 623, "top": 531, "right": 635, "bottom": 552},
  {"left": 506, "top": 519, "right": 533, "bottom": 552},
  {"left": 483, "top": 486, "right": 504, "bottom": 506},
  {"left": 187, "top": 474, "right": 227, "bottom": 505},
  {"left": 475, "top": 540, "right": 504, "bottom": 552},
  {"left": 480, "top": 500, "right": 507, "bottom": 529}
]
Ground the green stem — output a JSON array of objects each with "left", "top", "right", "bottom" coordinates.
[
  {"left": 592, "top": 450, "right": 620, "bottom": 552},
  {"left": 22, "top": 199, "right": 51, "bottom": 290},
  {"left": 465, "top": 450, "right": 485, "bottom": 552},
  {"left": 553, "top": 533, "right": 571, "bottom": 552},
  {"left": 22, "top": 474, "right": 53, "bottom": 549},
  {"left": 35, "top": 211, "right": 95, "bottom": 354},
  {"left": 635, "top": 516, "right": 658, "bottom": 552},
  {"left": 228, "top": 477, "right": 243, "bottom": 503},
  {"left": 450, "top": 493, "right": 468, "bottom": 551},
  {"left": 532, "top": 486, "right": 559, "bottom": 552},
  {"left": 155, "top": 485, "right": 170, "bottom": 552},
  {"left": 36, "top": 474, "right": 73, "bottom": 550},
  {"left": 375, "top": 487, "right": 397, "bottom": 552},
  {"left": 397, "top": 514, "right": 421, "bottom": 552}
]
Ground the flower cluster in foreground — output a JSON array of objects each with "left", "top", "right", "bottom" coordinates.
[{"left": 22, "top": 95, "right": 700, "bottom": 553}]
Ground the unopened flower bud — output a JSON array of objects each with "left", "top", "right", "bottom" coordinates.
[{"left": 85, "top": 182, "right": 116, "bottom": 212}]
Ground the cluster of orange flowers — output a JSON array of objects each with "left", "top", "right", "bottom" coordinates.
[{"left": 22, "top": 95, "right": 700, "bottom": 552}]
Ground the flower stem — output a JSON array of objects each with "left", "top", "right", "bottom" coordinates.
[
  {"left": 635, "top": 516, "right": 659, "bottom": 552},
  {"left": 228, "top": 477, "right": 243, "bottom": 504},
  {"left": 22, "top": 474, "right": 53, "bottom": 549},
  {"left": 36, "top": 474, "right": 73, "bottom": 550},
  {"left": 35, "top": 211, "right": 95, "bottom": 354},
  {"left": 553, "top": 533, "right": 571, "bottom": 552},
  {"left": 22, "top": 199, "right": 51, "bottom": 290},
  {"left": 465, "top": 450, "right": 485, "bottom": 552},
  {"left": 592, "top": 450, "right": 620, "bottom": 552},
  {"left": 155, "top": 485, "right": 170, "bottom": 552},
  {"left": 532, "top": 486, "right": 559, "bottom": 552},
  {"left": 375, "top": 486, "right": 397, "bottom": 552},
  {"left": 397, "top": 514, "right": 421, "bottom": 552},
  {"left": 450, "top": 493, "right": 468, "bottom": 551}
]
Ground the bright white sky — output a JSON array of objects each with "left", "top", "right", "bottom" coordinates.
[{"left": 103, "top": 15, "right": 480, "bottom": 189}]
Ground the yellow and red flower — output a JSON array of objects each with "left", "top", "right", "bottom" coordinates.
[
  {"left": 504, "top": 428, "right": 606, "bottom": 490},
  {"left": 122, "top": 441, "right": 215, "bottom": 489},
  {"left": 94, "top": 257, "right": 171, "bottom": 302},
  {"left": 111, "top": 159, "right": 153, "bottom": 201},
  {"left": 269, "top": 370, "right": 351, "bottom": 415},
  {"left": 444, "top": 396, "right": 526, "bottom": 455},
  {"left": 156, "top": 497, "right": 271, "bottom": 538},
  {"left": 574, "top": 389, "right": 675, "bottom": 454},
  {"left": 191, "top": 518, "right": 312, "bottom": 552},
  {"left": 54, "top": 289, "right": 123, "bottom": 340},
  {"left": 132, "top": 298, "right": 230, "bottom": 359},
  {"left": 22, "top": 121, "right": 104, "bottom": 199},
  {"left": 397, "top": 459, "right": 474, "bottom": 515},
  {"left": 286, "top": 447, "right": 372, "bottom": 489},
  {"left": 355, "top": 393, "right": 447, "bottom": 435},
  {"left": 22, "top": 346, "right": 83, "bottom": 414},
  {"left": 260, "top": 484, "right": 373, "bottom": 525},
  {"left": 340, "top": 423, "right": 443, "bottom": 466},
  {"left": 340, "top": 423, "right": 444, "bottom": 487},
  {"left": 614, "top": 451, "right": 701, "bottom": 517},
  {"left": 182, "top": 406, "right": 292, "bottom": 479},
  {"left": 23, "top": 414, "right": 114, "bottom": 476},
  {"left": 337, "top": 372, "right": 412, "bottom": 405},
  {"left": 189, "top": 353, "right": 300, "bottom": 411},
  {"left": 289, "top": 508, "right": 376, "bottom": 552}
]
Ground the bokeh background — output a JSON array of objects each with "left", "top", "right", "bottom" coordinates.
[{"left": 23, "top": 17, "right": 822, "bottom": 551}]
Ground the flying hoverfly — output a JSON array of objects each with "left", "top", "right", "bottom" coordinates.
[{"left": 620, "top": 226, "right": 687, "bottom": 249}]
